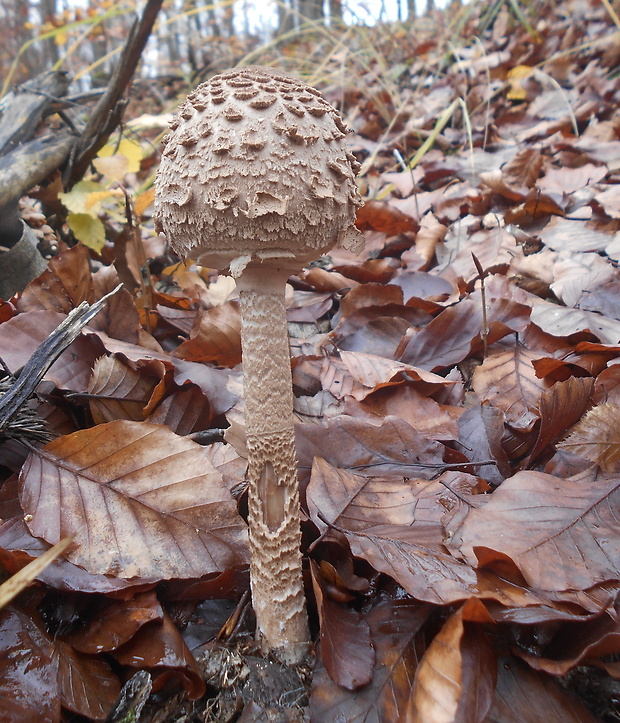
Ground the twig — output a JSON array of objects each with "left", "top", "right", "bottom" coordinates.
[
  {"left": 64, "top": 0, "right": 164, "bottom": 187},
  {"left": 0, "top": 284, "right": 122, "bottom": 438},
  {"left": 471, "top": 252, "right": 488, "bottom": 359}
]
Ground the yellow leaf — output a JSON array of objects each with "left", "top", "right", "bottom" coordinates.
[
  {"left": 118, "top": 138, "right": 143, "bottom": 173},
  {"left": 508, "top": 65, "right": 534, "bottom": 80},
  {"left": 68, "top": 212, "right": 106, "bottom": 253},
  {"left": 134, "top": 188, "right": 155, "bottom": 217},
  {"left": 93, "top": 154, "right": 129, "bottom": 181},
  {"left": 54, "top": 29, "right": 68, "bottom": 46},
  {"left": 96, "top": 138, "right": 143, "bottom": 180},
  {"left": 58, "top": 181, "right": 102, "bottom": 214},
  {"left": 506, "top": 65, "right": 533, "bottom": 101},
  {"left": 84, "top": 188, "right": 123, "bottom": 212}
]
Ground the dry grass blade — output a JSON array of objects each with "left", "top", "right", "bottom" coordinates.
[{"left": 0, "top": 533, "right": 75, "bottom": 610}]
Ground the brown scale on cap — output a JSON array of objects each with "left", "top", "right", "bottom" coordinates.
[{"left": 154, "top": 65, "right": 363, "bottom": 276}]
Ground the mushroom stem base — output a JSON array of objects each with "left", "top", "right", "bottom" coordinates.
[{"left": 237, "top": 268, "right": 310, "bottom": 664}]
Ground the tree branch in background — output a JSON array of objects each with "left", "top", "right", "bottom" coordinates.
[{"left": 64, "top": 0, "right": 165, "bottom": 187}]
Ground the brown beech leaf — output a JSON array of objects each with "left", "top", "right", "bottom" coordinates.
[
  {"left": 307, "top": 459, "right": 484, "bottom": 543},
  {"left": 114, "top": 612, "right": 205, "bottom": 699},
  {"left": 531, "top": 298, "right": 620, "bottom": 345},
  {"left": 411, "top": 598, "right": 496, "bottom": 723},
  {"left": 307, "top": 458, "right": 422, "bottom": 532},
  {"left": 557, "top": 403, "right": 620, "bottom": 472},
  {"left": 19, "top": 421, "right": 248, "bottom": 580},
  {"left": 66, "top": 591, "right": 163, "bottom": 654},
  {"left": 459, "top": 470, "right": 620, "bottom": 591},
  {"left": 515, "top": 608, "right": 620, "bottom": 676},
  {"left": 17, "top": 244, "right": 94, "bottom": 314},
  {"left": 296, "top": 416, "right": 447, "bottom": 482},
  {"left": 536, "top": 163, "right": 607, "bottom": 195},
  {"left": 87, "top": 355, "right": 159, "bottom": 424},
  {"left": 341, "top": 523, "right": 483, "bottom": 606},
  {"left": 345, "top": 387, "right": 461, "bottom": 442},
  {"left": 503, "top": 147, "right": 544, "bottom": 188},
  {"left": 336, "top": 281, "right": 404, "bottom": 320},
  {"left": 399, "top": 295, "right": 529, "bottom": 371},
  {"left": 288, "top": 289, "right": 333, "bottom": 323},
  {"left": 173, "top": 301, "right": 242, "bottom": 367},
  {"left": 83, "top": 329, "right": 237, "bottom": 418},
  {"left": 472, "top": 346, "right": 546, "bottom": 430},
  {"left": 355, "top": 200, "right": 418, "bottom": 234},
  {"left": 145, "top": 383, "right": 214, "bottom": 434},
  {"left": 157, "top": 305, "right": 198, "bottom": 336},
  {"left": 0, "top": 310, "right": 103, "bottom": 392},
  {"left": 338, "top": 350, "right": 451, "bottom": 399},
  {"left": 310, "top": 598, "right": 431, "bottom": 722},
  {"left": 0, "top": 535, "right": 77, "bottom": 614},
  {"left": 343, "top": 516, "right": 589, "bottom": 610},
  {"left": 479, "top": 169, "right": 526, "bottom": 201},
  {"left": 0, "top": 606, "right": 60, "bottom": 722},
  {"left": 311, "top": 561, "right": 375, "bottom": 691},
  {"left": 0, "top": 518, "right": 144, "bottom": 594},
  {"left": 0, "top": 605, "right": 120, "bottom": 722},
  {"left": 414, "top": 212, "right": 448, "bottom": 266},
  {"left": 54, "top": 640, "right": 121, "bottom": 720},
  {"left": 484, "top": 655, "right": 600, "bottom": 723},
  {"left": 539, "top": 217, "right": 613, "bottom": 253},
  {"left": 458, "top": 403, "right": 511, "bottom": 487},
  {"left": 17, "top": 246, "right": 140, "bottom": 343},
  {"left": 525, "top": 376, "right": 595, "bottom": 465}
]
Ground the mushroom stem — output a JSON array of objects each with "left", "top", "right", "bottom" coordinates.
[{"left": 235, "top": 264, "right": 310, "bottom": 664}]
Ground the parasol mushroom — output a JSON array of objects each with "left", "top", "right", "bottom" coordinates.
[{"left": 154, "top": 65, "right": 363, "bottom": 664}]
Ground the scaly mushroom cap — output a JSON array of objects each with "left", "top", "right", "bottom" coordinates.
[{"left": 154, "top": 66, "right": 363, "bottom": 275}]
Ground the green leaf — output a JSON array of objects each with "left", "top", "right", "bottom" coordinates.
[{"left": 68, "top": 213, "right": 106, "bottom": 253}]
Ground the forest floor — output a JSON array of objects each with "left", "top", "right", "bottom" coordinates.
[{"left": 0, "top": 1, "right": 619, "bottom": 721}]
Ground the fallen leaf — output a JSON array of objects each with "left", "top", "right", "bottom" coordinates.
[
  {"left": 558, "top": 403, "right": 620, "bottom": 472},
  {"left": 19, "top": 421, "right": 248, "bottom": 580}
]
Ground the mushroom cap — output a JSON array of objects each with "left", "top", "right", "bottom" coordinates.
[{"left": 154, "top": 66, "right": 363, "bottom": 275}]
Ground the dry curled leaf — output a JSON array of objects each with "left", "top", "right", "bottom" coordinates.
[{"left": 558, "top": 403, "right": 620, "bottom": 472}]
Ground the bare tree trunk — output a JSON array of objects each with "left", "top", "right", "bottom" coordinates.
[
  {"left": 277, "top": 0, "right": 296, "bottom": 35},
  {"left": 328, "top": 0, "right": 343, "bottom": 23},
  {"left": 407, "top": 0, "right": 416, "bottom": 19},
  {"left": 0, "top": 0, "right": 40, "bottom": 82},
  {"left": 223, "top": 4, "right": 235, "bottom": 37},
  {"left": 39, "top": 0, "right": 60, "bottom": 65},
  {"left": 208, "top": 7, "right": 221, "bottom": 36},
  {"left": 300, "top": 0, "right": 324, "bottom": 23}
]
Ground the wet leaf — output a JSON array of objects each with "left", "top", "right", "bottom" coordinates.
[
  {"left": 484, "top": 655, "right": 600, "bottom": 722},
  {"left": 411, "top": 598, "right": 496, "bottom": 723},
  {"left": 311, "top": 561, "right": 374, "bottom": 690},
  {"left": 310, "top": 598, "right": 430, "bottom": 722},
  {"left": 113, "top": 612, "right": 205, "bottom": 699}
]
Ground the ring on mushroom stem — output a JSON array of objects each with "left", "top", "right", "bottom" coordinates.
[{"left": 154, "top": 65, "right": 363, "bottom": 665}]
